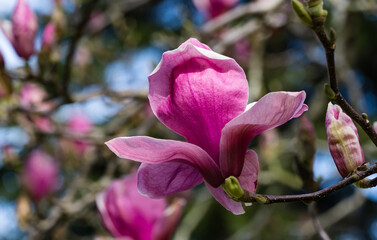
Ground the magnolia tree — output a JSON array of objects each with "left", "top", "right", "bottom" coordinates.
[{"left": 0, "top": 0, "right": 376, "bottom": 239}]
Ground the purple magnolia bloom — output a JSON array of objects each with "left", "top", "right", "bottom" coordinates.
[
  {"left": 326, "top": 102, "right": 365, "bottom": 178},
  {"left": 41, "top": 23, "right": 55, "bottom": 52},
  {"left": 106, "top": 38, "right": 308, "bottom": 214},
  {"left": 96, "top": 172, "right": 185, "bottom": 240},
  {"left": 22, "top": 150, "right": 59, "bottom": 200},
  {"left": 11, "top": 0, "right": 38, "bottom": 59}
]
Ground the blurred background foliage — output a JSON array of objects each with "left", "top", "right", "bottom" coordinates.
[{"left": 0, "top": 0, "right": 377, "bottom": 239}]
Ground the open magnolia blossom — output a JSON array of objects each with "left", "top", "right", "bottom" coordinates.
[{"left": 106, "top": 38, "right": 308, "bottom": 214}]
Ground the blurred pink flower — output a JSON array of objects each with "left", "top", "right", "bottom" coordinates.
[
  {"left": 22, "top": 150, "right": 59, "bottom": 200},
  {"left": 326, "top": 102, "right": 365, "bottom": 178},
  {"left": 192, "top": 0, "right": 238, "bottom": 19},
  {"left": 34, "top": 116, "right": 54, "bottom": 133},
  {"left": 11, "top": 0, "right": 38, "bottom": 59},
  {"left": 89, "top": 11, "right": 106, "bottom": 33},
  {"left": 374, "top": 122, "right": 377, "bottom": 133},
  {"left": 97, "top": 172, "right": 185, "bottom": 240},
  {"left": 19, "top": 83, "right": 53, "bottom": 112},
  {"left": 67, "top": 112, "right": 93, "bottom": 135},
  {"left": 61, "top": 112, "right": 93, "bottom": 156},
  {"left": 41, "top": 23, "right": 55, "bottom": 52},
  {"left": 106, "top": 38, "right": 308, "bottom": 214}
]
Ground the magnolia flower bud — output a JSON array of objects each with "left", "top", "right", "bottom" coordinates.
[
  {"left": 22, "top": 150, "right": 59, "bottom": 200},
  {"left": 11, "top": 0, "right": 38, "bottom": 59},
  {"left": 96, "top": 172, "right": 185, "bottom": 239},
  {"left": 326, "top": 102, "right": 365, "bottom": 178},
  {"left": 41, "top": 23, "right": 55, "bottom": 52}
]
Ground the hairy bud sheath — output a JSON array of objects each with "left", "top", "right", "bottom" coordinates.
[{"left": 326, "top": 102, "right": 365, "bottom": 178}]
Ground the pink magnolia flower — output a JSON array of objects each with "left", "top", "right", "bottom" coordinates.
[
  {"left": 19, "top": 83, "right": 53, "bottom": 112},
  {"left": 97, "top": 172, "right": 185, "bottom": 240},
  {"left": 106, "top": 38, "right": 308, "bottom": 214},
  {"left": 326, "top": 102, "right": 365, "bottom": 178},
  {"left": 192, "top": 0, "right": 238, "bottom": 19},
  {"left": 61, "top": 112, "right": 93, "bottom": 155},
  {"left": 41, "top": 23, "right": 55, "bottom": 52},
  {"left": 22, "top": 150, "right": 59, "bottom": 200},
  {"left": 11, "top": 0, "right": 38, "bottom": 59}
]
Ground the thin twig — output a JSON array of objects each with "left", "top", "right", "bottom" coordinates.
[
  {"left": 239, "top": 163, "right": 377, "bottom": 203},
  {"left": 308, "top": 203, "right": 331, "bottom": 240},
  {"left": 310, "top": 18, "right": 377, "bottom": 147},
  {"left": 61, "top": 0, "right": 97, "bottom": 103}
]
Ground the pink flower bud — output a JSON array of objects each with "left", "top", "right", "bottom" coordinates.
[
  {"left": 96, "top": 172, "right": 185, "bottom": 239},
  {"left": 41, "top": 23, "right": 55, "bottom": 52},
  {"left": 19, "top": 83, "right": 53, "bottom": 112},
  {"left": 22, "top": 150, "right": 59, "bottom": 200},
  {"left": 11, "top": 0, "right": 38, "bottom": 59},
  {"left": 326, "top": 102, "right": 365, "bottom": 178},
  {"left": 192, "top": 0, "right": 238, "bottom": 19}
]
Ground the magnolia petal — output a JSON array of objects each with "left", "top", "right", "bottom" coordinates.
[
  {"left": 238, "top": 150, "right": 259, "bottom": 193},
  {"left": 205, "top": 182, "right": 245, "bottom": 215},
  {"left": 178, "top": 37, "right": 211, "bottom": 50},
  {"left": 96, "top": 174, "right": 166, "bottom": 239},
  {"left": 220, "top": 91, "right": 307, "bottom": 177},
  {"left": 148, "top": 38, "right": 248, "bottom": 160},
  {"left": 153, "top": 198, "right": 186, "bottom": 240},
  {"left": 96, "top": 191, "right": 124, "bottom": 237},
  {"left": 137, "top": 162, "right": 203, "bottom": 198},
  {"left": 106, "top": 136, "right": 223, "bottom": 187}
]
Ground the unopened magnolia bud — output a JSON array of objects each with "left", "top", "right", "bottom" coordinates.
[
  {"left": 41, "top": 23, "right": 55, "bottom": 52},
  {"left": 326, "top": 102, "right": 365, "bottom": 178},
  {"left": 292, "top": 0, "right": 313, "bottom": 26},
  {"left": 11, "top": 0, "right": 38, "bottom": 59},
  {"left": 22, "top": 150, "right": 59, "bottom": 200},
  {"left": 222, "top": 176, "right": 244, "bottom": 199}
]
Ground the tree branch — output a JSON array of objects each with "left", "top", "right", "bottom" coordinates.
[
  {"left": 310, "top": 17, "right": 377, "bottom": 147},
  {"left": 239, "top": 163, "right": 377, "bottom": 204},
  {"left": 61, "top": 0, "right": 97, "bottom": 103}
]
